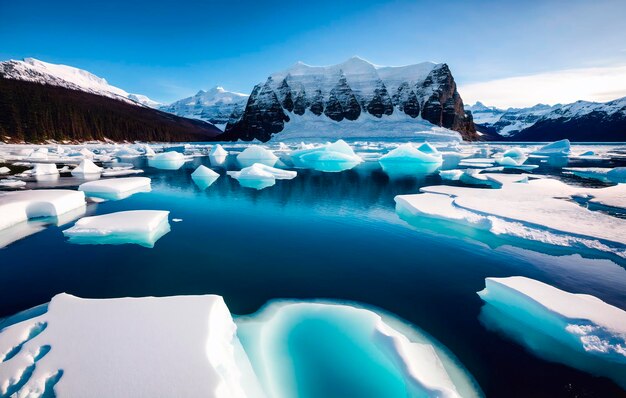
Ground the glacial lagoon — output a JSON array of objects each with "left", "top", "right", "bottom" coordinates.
[{"left": 1, "top": 140, "right": 625, "bottom": 397}]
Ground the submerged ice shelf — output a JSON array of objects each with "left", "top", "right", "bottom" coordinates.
[
  {"left": 478, "top": 277, "right": 626, "bottom": 389},
  {"left": 63, "top": 210, "right": 171, "bottom": 247},
  {"left": 0, "top": 295, "right": 482, "bottom": 398},
  {"left": 237, "top": 301, "right": 482, "bottom": 398}
]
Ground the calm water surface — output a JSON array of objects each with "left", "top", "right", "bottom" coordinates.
[{"left": 1, "top": 148, "right": 625, "bottom": 397}]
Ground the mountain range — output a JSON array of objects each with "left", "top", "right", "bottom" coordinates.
[
  {"left": 0, "top": 57, "right": 623, "bottom": 143},
  {"left": 467, "top": 99, "right": 626, "bottom": 141}
]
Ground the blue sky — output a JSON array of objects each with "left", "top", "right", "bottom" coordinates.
[{"left": 2, "top": 0, "right": 625, "bottom": 106}]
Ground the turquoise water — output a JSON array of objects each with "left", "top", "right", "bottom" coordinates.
[{"left": 1, "top": 145, "right": 626, "bottom": 397}]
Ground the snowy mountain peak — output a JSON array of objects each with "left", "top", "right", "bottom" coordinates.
[{"left": 0, "top": 57, "right": 160, "bottom": 107}]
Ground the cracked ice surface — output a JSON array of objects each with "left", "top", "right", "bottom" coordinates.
[
  {"left": 395, "top": 177, "right": 626, "bottom": 258},
  {"left": 0, "top": 294, "right": 266, "bottom": 398},
  {"left": 478, "top": 276, "right": 626, "bottom": 389}
]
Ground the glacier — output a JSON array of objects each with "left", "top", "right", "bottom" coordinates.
[
  {"left": 478, "top": 276, "right": 626, "bottom": 389},
  {"left": 63, "top": 210, "right": 171, "bottom": 247}
]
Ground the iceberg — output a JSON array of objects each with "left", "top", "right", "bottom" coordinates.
[
  {"left": 532, "top": 139, "right": 571, "bottom": 156},
  {"left": 191, "top": 165, "right": 220, "bottom": 189},
  {"left": 289, "top": 140, "right": 363, "bottom": 172},
  {"left": 395, "top": 178, "right": 626, "bottom": 258},
  {"left": 63, "top": 210, "right": 171, "bottom": 247},
  {"left": 71, "top": 159, "right": 102, "bottom": 178},
  {"left": 0, "top": 189, "right": 86, "bottom": 231},
  {"left": 236, "top": 146, "right": 278, "bottom": 168},
  {"left": 564, "top": 167, "right": 626, "bottom": 184},
  {"left": 0, "top": 179, "right": 26, "bottom": 188},
  {"left": 148, "top": 151, "right": 187, "bottom": 170},
  {"left": 478, "top": 276, "right": 626, "bottom": 389},
  {"left": 379, "top": 143, "right": 443, "bottom": 177},
  {"left": 236, "top": 300, "right": 482, "bottom": 398},
  {"left": 228, "top": 163, "right": 296, "bottom": 190},
  {"left": 78, "top": 177, "right": 151, "bottom": 200},
  {"left": 32, "top": 163, "right": 59, "bottom": 179},
  {"left": 209, "top": 144, "right": 228, "bottom": 166},
  {"left": 0, "top": 293, "right": 265, "bottom": 398},
  {"left": 0, "top": 166, "right": 10, "bottom": 174}
]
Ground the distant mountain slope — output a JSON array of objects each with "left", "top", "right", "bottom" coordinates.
[
  {"left": 220, "top": 57, "right": 477, "bottom": 142},
  {"left": 0, "top": 58, "right": 160, "bottom": 107},
  {"left": 160, "top": 86, "right": 248, "bottom": 128},
  {"left": 0, "top": 77, "right": 221, "bottom": 143},
  {"left": 466, "top": 98, "right": 626, "bottom": 141}
]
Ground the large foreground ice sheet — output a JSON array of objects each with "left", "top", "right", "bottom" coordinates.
[
  {"left": 63, "top": 210, "right": 171, "bottom": 247},
  {"left": 478, "top": 277, "right": 626, "bottom": 389},
  {"left": 78, "top": 177, "right": 151, "bottom": 200},
  {"left": 395, "top": 178, "right": 626, "bottom": 258},
  {"left": 0, "top": 190, "right": 86, "bottom": 231},
  {"left": 236, "top": 301, "right": 482, "bottom": 398},
  {"left": 0, "top": 294, "right": 265, "bottom": 398}
]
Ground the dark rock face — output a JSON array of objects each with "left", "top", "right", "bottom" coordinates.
[
  {"left": 293, "top": 89, "right": 307, "bottom": 116},
  {"left": 221, "top": 80, "right": 289, "bottom": 142},
  {"left": 223, "top": 61, "right": 476, "bottom": 142},
  {"left": 418, "top": 64, "right": 478, "bottom": 140},
  {"left": 367, "top": 80, "right": 393, "bottom": 118},
  {"left": 511, "top": 111, "right": 626, "bottom": 142},
  {"left": 309, "top": 89, "right": 324, "bottom": 116}
]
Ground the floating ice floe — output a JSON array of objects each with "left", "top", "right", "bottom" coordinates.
[
  {"left": 191, "top": 165, "right": 220, "bottom": 189},
  {"left": 0, "top": 293, "right": 265, "bottom": 398},
  {"left": 237, "top": 300, "right": 482, "bottom": 398},
  {"left": 478, "top": 276, "right": 626, "bottom": 389},
  {"left": 148, "top": 151, "right": 187, "bottom": 170},
  {"left": 228, "top": 163, "right": 296, "bottom": 190},
  {"left": 143, "top": 145, "right": 156, "bottom": 157},
  {"left": 71, "top": 159, "right": 102, "bottom": 179},
  {"left": 564, "top": 167, "right": 626, "bottom": 184},
  {"left": 100, "top": 168, "right": 144, "bottom": 177},
  {"left": 29, "top": 163, "right": 60, "bottom": 181},
  {"left": 0, "top": 179, "right": 26, "bottom": 188},
  {"left": 209, "top": 144, "right": 228, "bottom": 166},
  {"left": 0, "top": 189, "right": 86, "bottom": 231},
  {"left": 379, "top": 143, "right": 443, "bottom": 177},
  {"left": 289, "top": 140, "right": 363, "bottom": 172},
  {"left": 78, "top": 177, "right": 151, "bottom": 200},
  {"left": 532, "top": 139, "right": 571, "bottom": 156},
  {"left": 395, "top": 178, "right": 626, "bottom": 258},
  {"left": 236, "top": 145, "right": 278, "bottom": 168},
  {"left": 64, "top": 210, "right": 170, "bottom": 247},
  {"left": 0, "top": 166, "right": 10, "bottom": 174}
]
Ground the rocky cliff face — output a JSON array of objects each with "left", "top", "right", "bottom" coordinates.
[{"left": 222, "top": 57, "right": 477, "bottom": 142}]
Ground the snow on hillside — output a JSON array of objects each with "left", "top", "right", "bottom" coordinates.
[
  {"left": 160, "top": 86, "right": 248, "bottom": 128},
  {"left": 0, "top": 58, "right": 160, "bottom": 107}
]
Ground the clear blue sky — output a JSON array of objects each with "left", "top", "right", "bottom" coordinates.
[{"left": 2, "top": 0, "right": 625, "bottom": 105}]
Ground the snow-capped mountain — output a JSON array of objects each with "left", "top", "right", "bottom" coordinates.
[
  {"left": 220, "top": 56, "right": 477, "bottom": 142},
  {"left": 466, "top": 98, "right": 626, "bottom": 141},
  {"left": 0, "top": 58, "right": 160, "bottom": 107},
  {"left": 160, "top": 86, "right": 248, "bottom": 128}
]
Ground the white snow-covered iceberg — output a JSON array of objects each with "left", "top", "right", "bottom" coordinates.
[
  {"left": 0, "top": 166, "right": 10, "bottom": 175},
  {"left": 289, "top": 140, "right": 363, "bottom": 172},
  {"left": 191, "top": 165, "right": 220, "bottom": 189},
  {"left": 148, "top": 151, "right": 187, "bottom": 170},
  {"left": 0, "top": 189, "right": 86, "bottom": 231},
  {"left": 63, "top": 210, "right": 171, "bottom": 247},
  {"left": 478, "top": 276, "right": 626, "bottom": 389},
  {"left": 71, "top": 159, "right": 102, "bottom": 178},
  {"left": 0, "top": 293, "right": 266, "bottom": 398},
  {"left": 236, "top": 300, "right": 482, "bottom": 398},
  {"left": 78, "top": 177, "right": 151, "bottom": 200},
  {"left": 395, "top": 178, "right": 626, "bottom": 258},
  {"left": 228, "top": 163, "right": 296, "bottom": 190},
  {"left": 236, "top": 146, "right": 278, "bottom": 168},
  {"left": 0, "top": 179, "right": 25, "bottom": 188},
  {"left": 209, "top": 144, "right": 228, "bottom": 166}
]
